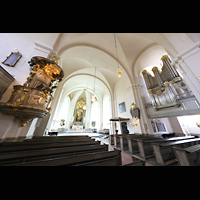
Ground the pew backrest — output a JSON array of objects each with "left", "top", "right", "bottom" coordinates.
[
  {"left": 173, "top": 144, "right": 200, "bottom": 166},
  {"left": 15, "top": 150, "right": 121, "bottom": 166},
  {"left": 0, "top": 144, "right": 108, "bottom": 166},
  {"left": 153, "top": 138, "right": 200, "bottom": 165},
  {"left": 32, "top": 135, "right": 89, "bottom": 139},
  {"left": 122, "top": 159, "right": 145, "bottom": 166},
  {"left": 158, "top": 138, "right": 200, "bottom": 147},
  {"left": 173, "top": 147, "right": 191, "bottom": 166},
  {"left": 0, "top": 140, "right": 100, "bottom": 153},
  {"left": 2, "top": 137, "right": 94, "bottom": 146}
]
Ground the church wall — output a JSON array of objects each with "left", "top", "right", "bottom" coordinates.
[
  {"left": 0, "top": 34, "right": 60, "bottom": 139},
  {"left": 0, "top": 34, "right": 35, "bottom": 102},
  {"left": 152, "top": 118, "right": 172, "bottom": 135},
  {"left": 168, "top": 116, "right": 184, "bottom": 134},
  {"left": 114, "top": 82, "right": 141, "bottom": 134},
  {"left": 0, "top": 33, "right": 60, "bottom": 89},
  {"left": 173, "top": 42, "right": 200, "bottom": 105},
  {"left": 177, "top": 115, "right": 200, "bottom": 135},
  {"left": 163, "top": 33, "right": 195, "bottom": 54}
]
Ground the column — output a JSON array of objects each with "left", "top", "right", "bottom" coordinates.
[
  {"left": 85, "top": 90, "right": 91, "bottom": 129},
  {"left": 131, "top": 76, "right": 154, "bottom": 135},
  {"left": 47, "top": 84, "right": 63, "bottom": 131},
  {"left": 66, "top": 104, "right": 76, "bottom": 129},
  {"left": 99, "top": 103, "right": 103, "bottom": 131}
]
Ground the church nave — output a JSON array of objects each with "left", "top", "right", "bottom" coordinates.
[{"left": 1, "top": 33, "right": 200, "bottom": 165}]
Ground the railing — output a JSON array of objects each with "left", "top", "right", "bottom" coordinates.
[
  {"left": 174, "top": 91, "right": 193, "bottom": 100},
  {"left": 145, "top": 91, "right": 194, "bottom": 108}
]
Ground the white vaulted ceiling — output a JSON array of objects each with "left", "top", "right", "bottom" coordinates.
[{"left": 55, "top": 33, "right": 175, "bottom": 101}]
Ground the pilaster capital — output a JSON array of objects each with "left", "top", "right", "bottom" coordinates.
[
  {"left": 34, "top": 41, "right": 53, "bottom": 54},
  {"left": 34, "top": 41, "right": 59, "bottom": 59}
]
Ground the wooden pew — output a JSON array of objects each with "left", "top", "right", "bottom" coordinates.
[
  {"left": 114, "top": 134, "right": 121, "bottom": 147},
  {"left": 152, "top": 138, "right": 200, "bottom": 166},
  {"left": 109, "top": 135, "right": 114, "bottom": 145},
  {"left": 1, "top": 137, "right": 95, "bottom": 146},
  {"left": 0, "top": 144, "right": 108, "bottom": 166},
  {"left": 118, "top": 134, "right": 150, "bottom": 151},
  {"left": 119, "top": 135, "right": 160, "bottom": 154},
  {"left": 131, "top": 137, "right": 167, "bottom": 162},
  {"left": 122, "top": 159, "right": 145, "bottom": 166},
  {"left": 112, "top": 134, "right": 154, "bottom": 152},
  {"left": 0, "top": 140, "right": 100, "bottom": 153},
  {"left": 0, "top": 135, "right": 122, "bottom": 166},
  {"left": 136, "top": 136, "right": 195, "bottom": 161},
  {"left": 126, "top": 135, "right": 157, "bottom": 153},
  {"left": 13, "top": 150, "right": 122, "bottom": 166},
  {"left": 29, "top": 135, "right": 89, "bottom": 141},
  {"left": 109, "top": 135, "right": 121, "bottom": 145},
  {"left": 32, "top": 135, "right": 89, "bottom": 138},
  {"left": 173, "top": 144, "right": 200, "bottom": 166}
]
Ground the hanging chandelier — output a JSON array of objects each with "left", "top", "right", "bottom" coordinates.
[
  {"left": 114, "top": 33, "right": 122, "bottom": 78},
  {"left": 117, "top": 67, "right": 122, "bottom": 77}
]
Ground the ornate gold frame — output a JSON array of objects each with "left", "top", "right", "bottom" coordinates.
[{"left": 2, "top": 51, "right": 22, "bottom": 67}]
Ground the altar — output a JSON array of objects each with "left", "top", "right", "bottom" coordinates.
[{"left": 72, "top": 125, "right": 84, "bottom": 130}]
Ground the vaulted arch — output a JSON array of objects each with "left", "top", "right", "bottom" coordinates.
[{"left": 133, "top": 44, "right": 168, "bottom": 77}]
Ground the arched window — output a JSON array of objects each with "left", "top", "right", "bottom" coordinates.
[{"left": 103, "top": 95, "right": 110, "bottom": 129}]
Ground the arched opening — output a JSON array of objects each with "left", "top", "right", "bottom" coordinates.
[
  {"left": 49, "top": 34, "right": 179, "bottom": 136},
  {"left": 49, "top": 44, "right": 134, "bottom": 133}
]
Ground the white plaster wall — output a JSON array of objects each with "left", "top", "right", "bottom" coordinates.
[
  {"left": 0, "top": 33, "right": 60, "bottom": 139},
  {"left": 114, "top": 81, "right": 141, "bottom": 134},
  {"left": 163, "top": 33, "right": 194, "bottom": 54},
  {"left": 177, "top": 115, "right": 200, "bottom": 135}
]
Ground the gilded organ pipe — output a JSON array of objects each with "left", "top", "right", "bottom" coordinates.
[{"left": 142, "top": 55, "right": 188, "bottom": 110}]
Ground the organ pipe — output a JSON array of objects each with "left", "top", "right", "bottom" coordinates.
[{"left": 142, "top": 54, "right": 185, "bottom": 110}]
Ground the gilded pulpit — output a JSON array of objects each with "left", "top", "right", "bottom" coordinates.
[{"left": 0, "top": 56, "right": 64, "bottom": 127}]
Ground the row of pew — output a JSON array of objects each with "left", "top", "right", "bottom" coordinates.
[
  {"left": 110, "top": 134, "right": 200, "bottom": 166},
  {"left": 2, "top": 133, "right": 199, "bottom": 166},
  {"left": 0, "top": 135, "right": 122, "bottom": 166}
]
